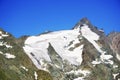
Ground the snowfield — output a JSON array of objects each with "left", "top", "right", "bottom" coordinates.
[{"left": 23, "top": 29, "right": 84, "bottom": 69}]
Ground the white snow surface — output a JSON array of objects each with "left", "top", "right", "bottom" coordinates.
[
  {"left": 0, "top": 42, "right": 12, "bottom": 48},
  {"left": 74, "top": 77, "right": 83, "bottom": 80},
  {"left": 0, "top": 51, "right": 3, "bottom": 54},
  {"left": 81, "top": 25, "right": 103, "bottom": 53},
  {"left": 81, "top": 25, "right": 114, "bottom": 65},
  {"left": 66, "top": 69, "right": 90, "bottom": 76},
  {"left": 113, "top": 73, "right": 119, "bottom": 79},
  {"left": 5, "top": 44, "right": 13, "bottom": 48},
  {"left": 0, "top": 31, "right": 2, "bottom": 34},
  {"left": 0, "top": 41, "right": 4, "bottom": 46},
  {"left": 2, "top": 34, "right": 9, "bottom": 37},
  {"left": 92, "top": 59, "right": 101, "bottom": 66},
  {"left": 20, "top": 66, "right": 28, "bottom": 71},
  {"left": 23, "top": 30, "right": 84, "bottom": 69},
  {"left": 4, "top": 53, "right": 16, "bottom": 59},
  {"left": 0, "top": 31, "right": 9, "bottom": 37},
  {"left": 113, "top": 65, "right": 118, "bottom": 68},
  {"left": 116, "top": 53, "right": 120, "bottom": 61},
  {"left": 0, "top": 36, "right": 3, "bottom": 39},
  {"left": 34, "top": 71, "right": 38, "bottom": 80}
]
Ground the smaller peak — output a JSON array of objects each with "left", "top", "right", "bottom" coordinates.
[{"left": 0, "top": 28, "right": 14, "bottom": 38}]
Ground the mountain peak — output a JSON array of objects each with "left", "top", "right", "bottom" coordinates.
[
  {"left": 73, "top": 17, "right": 92, "bottom": 29},
  {"left": 79, "top": 17, "right": 91, "bottom": 25},
  {"left": 73, "top": 18, "right": 105, "bottom": 37}
]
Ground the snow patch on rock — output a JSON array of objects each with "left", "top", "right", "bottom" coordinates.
[
  {"left": 20, "top": 66, "right": 28, "bottom": 71},
  {"left": 4, "top": 53, "right": 16, "bottom": 59},
  {"left": 66, "top": 69, "right": 90, "bottom": 80},
  {"left": 34, "top": 71, "right": 38, "bottom": 80},
  {"left": 116, "top": 53, "right": 120, "bottom": 61}
]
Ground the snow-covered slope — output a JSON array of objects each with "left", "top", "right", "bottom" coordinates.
[
  {"left": 23, "top": 29, "right": 83, "bottom": 68},
  {"left": 23, "top": 24, "right": 111, "bottom": 67},
  {"left": 24, "top": 24, "right": 101, "bottom": 68},
  {"left": 23, "top": 20, "right": 120, "bottom": 80}
]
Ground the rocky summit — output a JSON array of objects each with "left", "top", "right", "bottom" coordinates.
[{"left": 0, "top": 18, "right": 120, "bottom": 80}]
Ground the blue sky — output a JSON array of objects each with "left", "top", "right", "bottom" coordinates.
[{"left": 0, "top": 0, "right": 120, "bottom": 37}]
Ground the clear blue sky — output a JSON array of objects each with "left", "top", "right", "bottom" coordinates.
[{"left": 0, "top": 0, "right": 120, "bottom": 38}]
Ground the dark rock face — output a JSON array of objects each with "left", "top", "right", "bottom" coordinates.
[
  {"left": 74, "top": 17, "right": 91, "bottom": 28},
  {"left": 112, "top": 33, "right": 120, "bottom": 54},
  {"left": 108, "top": 32, "right": 120, "bottom": 61}
]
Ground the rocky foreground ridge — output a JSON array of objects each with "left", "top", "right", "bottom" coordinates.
[{"left": 0, "top": 18, "right": 120, "bottom": 80}]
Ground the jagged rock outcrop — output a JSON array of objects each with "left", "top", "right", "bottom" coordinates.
[
  {"left": 113, "top": 33, "right": 120, "bottom": 54},
  {"left": 108, "top": 32, "right": 120, "bottom": 61}
]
